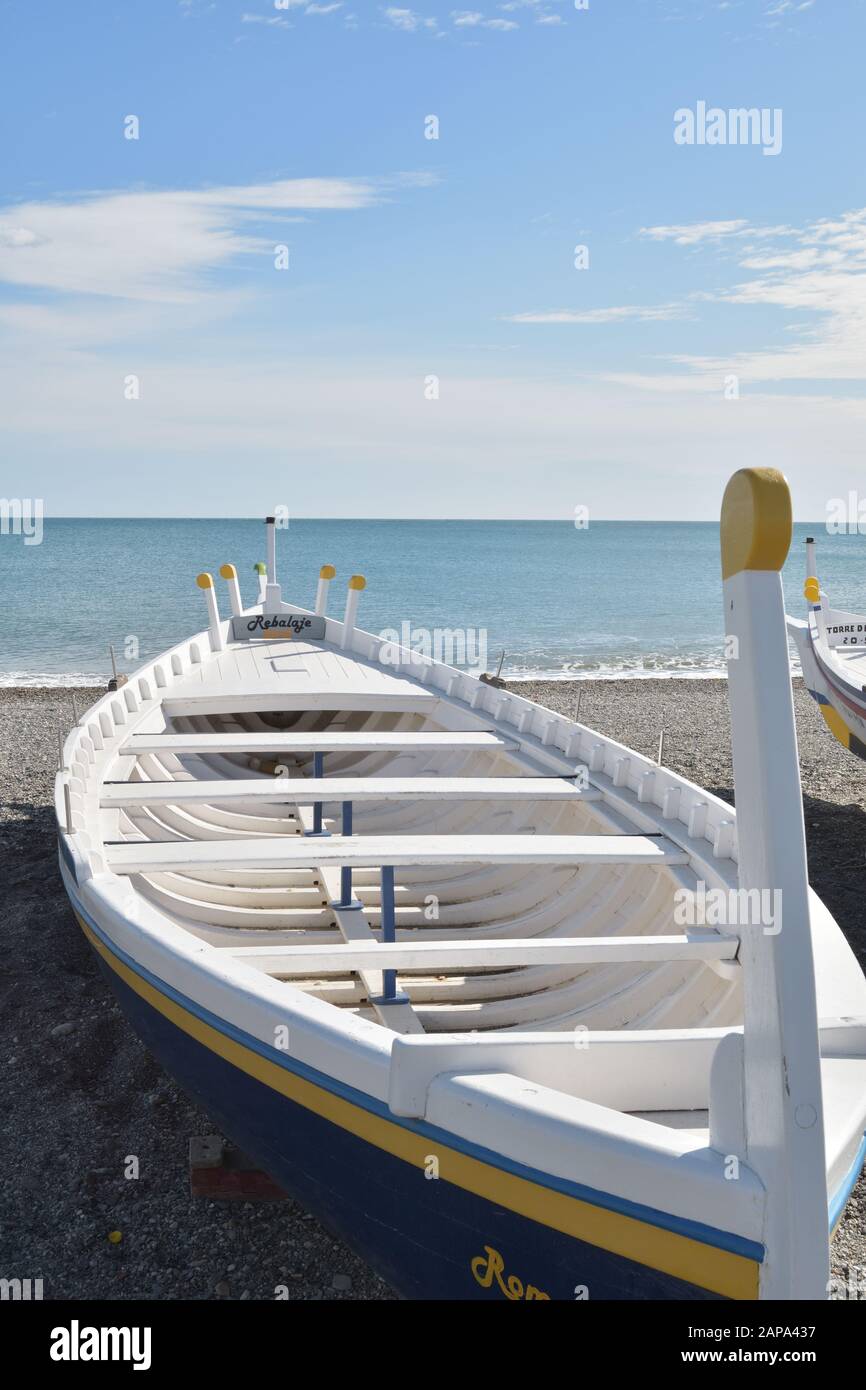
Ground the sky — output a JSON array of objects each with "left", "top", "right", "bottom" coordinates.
[{"left": 1, "top": 0, "right": 865, "bottom": 519}]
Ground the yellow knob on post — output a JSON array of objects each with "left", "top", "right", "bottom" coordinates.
[
  {"left": 720, "top": 468, "right": 792, "bottom": 581},
  {"left": 342, "top": 574, "right": 366, "bottom": 649},
  {"left": 315, "top": 565, "right": 336, "bottom": 617},
  {"left": 196, "top": 573, "right": 225, "bottom": 652},
  {"left": 804, "top": 577, "right": 820, "bottom": 603},
  {"left": 219, "top": 562, "right": 243, "bottom": 617}
]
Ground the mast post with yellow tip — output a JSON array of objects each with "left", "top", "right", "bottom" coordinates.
[
  {"left": 196, "top": 573, "right": 226, "bottom": 653},
  {"left": 720, "top": 466, "right": 827, "bottom": 1300},
  {"left": 219, "top": 563, "right": 243, "bottom": 618},
  {"left": 315, "top": 564, "right": 336, "bottom": 617},
  {"left": 342, "top": 575, "right": 366, "bottom": 650},
  {"left": 804, "top": 574, "right": 828, "bottom": 645}
]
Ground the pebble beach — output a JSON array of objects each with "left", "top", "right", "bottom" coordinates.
[{"left": 2, "top": 677, "right": 864, "bottom": 1300}]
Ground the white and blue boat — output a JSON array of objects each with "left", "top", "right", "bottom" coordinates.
[
  {"left": 56, "top": 471, "right": 866, "bottom": 1300},
  {"left": 788, "top": 535, "right": 866, "bottom": 761}
]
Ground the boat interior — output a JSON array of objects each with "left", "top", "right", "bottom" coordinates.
[
  {"left": 99, "top": 696, "right": 743, "bottom": 1047},
  {"left": 58, "top": 565, "right": 866, "bottom": 1207}
]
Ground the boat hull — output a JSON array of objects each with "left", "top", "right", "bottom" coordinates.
[
  {"left": 72, "top": 896, "right": 762, "bottom": 1302},
  {"left": 790, "top": 618, "right": 866, "bottom": 760}
]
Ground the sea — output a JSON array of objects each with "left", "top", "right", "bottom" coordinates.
[{"left": 2, "top": 518, "right": 865, "bottom": 686}]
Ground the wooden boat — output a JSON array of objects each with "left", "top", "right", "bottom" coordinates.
[
  {"left": 787, "top": 534, "right": 866, "bottom": 760},
  {"left": 56, "top": 470, "right": 866, "bottom": 1301}
]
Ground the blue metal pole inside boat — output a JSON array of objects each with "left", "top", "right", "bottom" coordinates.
[
  {"left": 330, "top": 801, "right": 362, "bottom": 911},
  {"left": 341, "top": 800, "right": 353, "bottom": 906},
  {"left": 381, "top": 865, "right": 397, "bottom": 1001},
  {"left": 312, "top": 751, "right": 324, "bottom": 834}
]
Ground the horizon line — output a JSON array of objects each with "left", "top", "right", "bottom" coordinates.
[{"left": 39, "top": 516, "right": 831, "bottom": 526}]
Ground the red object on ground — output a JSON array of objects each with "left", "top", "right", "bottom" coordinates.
[{"left": 189, "top": 1136, "right": 288, "bottom": 1201}]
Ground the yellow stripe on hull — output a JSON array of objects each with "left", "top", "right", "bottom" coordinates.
[{"left": 821, "top": 702, "right": 854, "bottom": 750}]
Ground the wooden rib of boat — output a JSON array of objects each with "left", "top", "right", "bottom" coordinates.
[
  {"left": 787, "top": 534, "right": 866, "bottom": 760},
  {"left": 55, "top": 471, "right": 866, "bottom": 1301}
]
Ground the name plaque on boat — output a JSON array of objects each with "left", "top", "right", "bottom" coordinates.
[
  {"left": 231, "top": 612, "right": 326, "bottom": 641},
  {"left": 825, "top": 609, "right": 866, "bottom": 648}
]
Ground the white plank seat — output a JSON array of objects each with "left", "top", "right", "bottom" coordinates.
[
  {"left": 160, "top": 692, "right": 440, "bottom": 719},
  {"left": 100, "top": 777, "right": 603, "bottom": 809},
  {"left": 225, "top": 933, "right": 738, "bottom": 975},
  {"left": 105, "top": 833, "right": 690, "bottom": 875},
  {"left": 121, "top": 731, "right": 520, "bottom": 755},
  {"left": 102, "top": 834, "right": 697, "bottom": 1023}
]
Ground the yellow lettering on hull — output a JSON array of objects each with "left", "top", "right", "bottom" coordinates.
[{"left": 470, "top": 1245, "right": 550, "bottom": 1300}]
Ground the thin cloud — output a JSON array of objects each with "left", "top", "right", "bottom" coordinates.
[
  {"left": 241, "top": 11, "right": 291, "bottom": 25},
  {"left": 765, "top": 0, "right": 815, "bottom": 15},
  {"left": 505, "top": 304, "right": 687, "bottom": 324},
  {"left": 451, "top": 10, "right": 519, "bottom": 26},
  {"left": 641, "top": 219, "right": 796, "bottom": 247},
  {"left": 383, "top": 7, "right": 439, "bottom": 30},
  {"left": 635, "top": 205, "right": 866, "bottom": 386},
  {"left": 0, "top": 177, "right": 394, "bottom": 303},
  {"left": 241, "top": 0, "right": 343, "bottom": 17},
  {"left": 640, "top": 219, "right": 750, "bottom": 246}
]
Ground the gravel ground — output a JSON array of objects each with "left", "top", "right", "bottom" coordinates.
[{"left": 1, "top": 679, "right": 864, "bottom": 1300}]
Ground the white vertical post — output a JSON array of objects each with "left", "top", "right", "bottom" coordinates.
[
  {"left": 804, "top": 539, "right": 828, "bottom": 644},
  {"left": 56, "top": 724, "right": 76, "bottom": 831},
  {"left": 720, "top": 467, "right": 828, "bottom": 1300},
  {"left": 196, "top": 573, "right": 226, "bottom": 653},
  {"left": 315, "top": 564, "right": 336, "bottom": 616},
  {"left": 266, "top": 516, "right": 277, "bottom": 584},
  {"left": 219, "top": 563, "right": 243, "bottom": 617},
  {"left": 265, "top": 516, "right": 282, "bottom": 608},
  {"left": 254, "top": 562, "right": 268, "bottom": 605},
  {"left": 804, "top": 536, "right": 817, "bottom": 580},
  {"left": 341, "top": 575, "right": 366, "bottom": 650}
]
